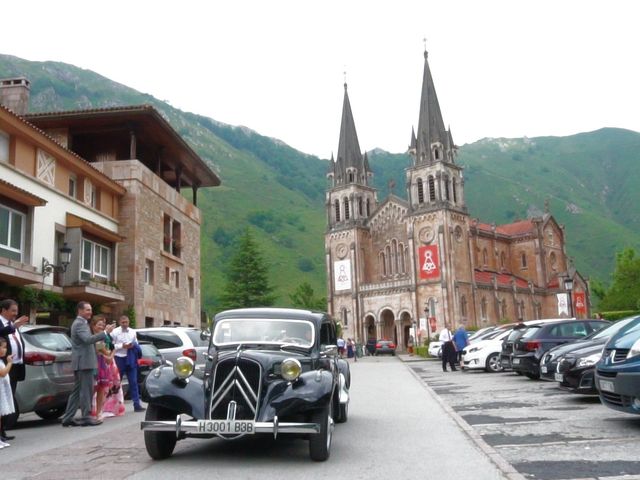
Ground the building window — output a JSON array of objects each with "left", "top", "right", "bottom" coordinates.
[
  {"left": 453, "top": 179, "right": 458, "bottom": 204},
  {"left": 334, "top": 199, "right": 341, "bottom": 222},
  {"left": 144, "top": 259, "right": 154, "bottom": 285},
  {"left": 188, "top": 276, "right": 195, "bottom": 298},
  {"left": 392, "top": 239, "right": 398, "bottom": 275},
  {"left": 358, "top": 197, "right": 363, "bottom": 216},
  {"left": 399, "top": 243, "right": 406, "bottom": 274},
  {"left": 521, "top": 252, "right": 527, "bottom": 269},
  {"left": 0, "top": 205, "right": 25, "bottom": 261},
  {"left": 68, "top": 175, "right": 77, "bottom": 198},
  {"left": 348, "top": 170, "right": 355, "bottom": 183},
  {"left": 550, "top": 252, "right": 557, "bottom": 271},
  {"left": 460, "top": 295, "right": 467, "bottom": 317},
  {"left": 428, "top": 176, "right": 436, "bottom": 202},
  {"left": 163, "top": 214, "right": 182, "bottom": 257},
  {"left": 81, "top": 238, "right": 110, "bottom": 280},
  {"left": 0, "top": 129, "right": 9, "bottom": 163},
  {"left": 164, "top": 266, "right": 170, "bottom": 284},
  {"left": 145, "top": 317, "right": 154, "bottom": 327},
  {"left": 444, "top": 175, "right": 450, "bottom": 201},
  {"left": 344, "top": 197, "right": 350, "bottom": 220},
  {"left": 501, "top": 299, "right": 508, "bottom": 319},
  {"left": 380, "top": 251, "right": 386, "bottom": 277},
  {"left": 482, "top": 248, "right": 488, "bottom": 267},
  {"left": 342, "top": 307, "right": 348, "bottom": 326},
  {"left": 417, "top": 178, "right": 424, "bottom": 204},
  {"left": 480, "top": 297, "right": 488, "bottom": 320},
  {"left": 366, "top": 198, "right": 371, "bottom": 217},
  {"left": 36, "top": 149, "right": 56, "bottom": 186},
  {"left": 385, "top": 245, "right": 392, "bottom": 276},
  {"left": 500, "top": 251, "right": 506, "bottom": 269},
  {"left": 517, "top": 300, "right": 525, "bottom": 320},
  {"left": 171, "top": 270, "right": 180, "bottom": 288}
]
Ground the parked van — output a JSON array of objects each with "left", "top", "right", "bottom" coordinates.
[{"left": 595, "top": 315, "right": 640, "bottom": 414}]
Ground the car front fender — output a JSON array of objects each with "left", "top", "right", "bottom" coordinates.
[
  {"left": 142, "top": 366, "right": 205, "bottom": 418},
  {"left": 257, "top": 369, "right": 334, "bottom": 422}
]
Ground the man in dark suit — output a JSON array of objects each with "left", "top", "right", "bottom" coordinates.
[
  {"left": 0, "top": 298, "right": 28, "bottom": 441},
  {"left": 61, "top": 301, "right": 113, "bottom": 427}
]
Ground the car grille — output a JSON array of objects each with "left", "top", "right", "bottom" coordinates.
[
  {"left": 209, "top": 357, "right": 261, "bottom": 421},
  {"left": 597, "top": 369, "right": 617, "bottom": 378},
  {"left": 600, "top": 391, "right": 632, "bottom": 408},
  {"left": 603, "top": 348, "right": 630, "bottom": 363}
]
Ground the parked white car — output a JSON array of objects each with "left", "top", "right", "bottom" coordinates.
[
  {"left": 461, "top": 328, "right": 513, "bottom": 372},
  {"left": 428, "top": 335, "right": 442, "bottom": 358}
]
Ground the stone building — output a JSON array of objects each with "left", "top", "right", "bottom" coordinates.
[
  {"left": 0, "top": 78, "right": 220, "bottom": 327},
  {"left": 325, "top": 52, "right": 590, "bottom": 349}
]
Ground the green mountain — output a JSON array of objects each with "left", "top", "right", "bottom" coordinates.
[{"left": 2, "top": 54, "right": 639, "bottom": 312}]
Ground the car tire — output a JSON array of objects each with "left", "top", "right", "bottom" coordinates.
[
  {"left": 485, "top": 353, "right": 503, "bottom": 373},
  {"left": 35, "top": 406, "right": 65, "bottom": 420},
  {"left": 144, "top": 404, "right": 178, "bottom": 460},
  {"left": 309, "top": 403, "right": 333, "bottom": 461},
  {"left": 336, "top": 398, "right": 348, "bottom": 424}
]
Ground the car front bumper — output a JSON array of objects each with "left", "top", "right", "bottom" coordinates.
[
  {"left": 596, "top": 370, "right": 640, "bottom": 414},
  {"left": 141, "top": 415, "right": 322, "bottom": 438}
]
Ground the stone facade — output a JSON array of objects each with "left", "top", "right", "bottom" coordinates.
[
  {"left": 95, "top": 160, "right": 202, "bottom": 326},
  {"left": 325, "top": 53, "right": 590, "bottom": 350}
]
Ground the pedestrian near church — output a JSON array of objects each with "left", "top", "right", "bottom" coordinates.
[
  {"left": 0, "top": 338, "right": 14, "bottom": 449},
  {"left": 0, "top": 298, "right": 28, "bottom": 441},
  {"left": 62, "top": 301, "right": 114, "bottom": 427},
  {"left": 439, "top": 324, "right": 457, "bottom": 371},
  {"left": 453, "top": 324, "right": 469, "bottom": 364},
  {"left": 111, "top": 315, "right": 145, "bottom": 412}
]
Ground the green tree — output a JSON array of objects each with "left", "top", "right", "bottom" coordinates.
[
  {"left": 289, "top": 282, "right": 326, "bottom": 311},
  {"left": 219, "top": 229, "right": 276, "bottom": 309},
  {"left": 598, "top": 248, "right": 640, "bottom": 311}
]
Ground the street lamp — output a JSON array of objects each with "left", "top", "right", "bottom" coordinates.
[
  {"left": 42, "top": 242, "right": 72, "bottom": 277},
  {"left": 564, "top": 277, "right": 574, "bottom": 318},
  {"left": 424, "top": 306, "right": 431, "bottom": 343}
]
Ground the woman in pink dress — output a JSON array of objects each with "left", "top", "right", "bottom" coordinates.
[{"left": 91, "top": 317, "right": 125, "bottom": 419}]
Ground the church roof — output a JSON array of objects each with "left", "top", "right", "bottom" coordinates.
[
  {"left": 334, "top": 83, "right": 371, "bottom": 185},
  {"left": 475, "top": 270, "right": 531, "bottom": 289},
  {"left": 475, "top": 219, "right": 536, "bottom": 237}
]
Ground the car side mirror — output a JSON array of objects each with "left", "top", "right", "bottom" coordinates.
[
  {"left": 321, "top": 344, "right": 338, "bottom": 357},
  {"left": 200, "top": 330, "right": 211, "bottom": 341}
]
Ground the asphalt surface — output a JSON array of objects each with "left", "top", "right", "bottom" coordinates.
[{"left": 403, "top": 355, "right": 640, "bottom": 480}]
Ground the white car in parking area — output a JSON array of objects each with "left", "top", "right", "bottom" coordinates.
[
  {"left": 428, "top": 336, "right": 442, "bottom": 358},
  {"left": 461, "top": 328, "right": 513, "bottom": 372}
]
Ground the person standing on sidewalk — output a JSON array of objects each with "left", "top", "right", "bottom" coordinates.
[
  {"left": 62, "top": 301, "right": 114, "bottom": 427},
  {"left": 110, "top": 315, "right": 145, "bottom": 412},
  {"left": 439, "top": 324, "right": 457, "bottom": 371},
  {"left": 0, "top": 298, "right": 27, "bottom": 441},
  {"left": 0, "top": 338, "right": 14, "bottom": 448}
]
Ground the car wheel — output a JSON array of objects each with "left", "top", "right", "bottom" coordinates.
[
  {"left": 144, "top": 404, "right": 178, "bottom": 460},
  {"left": 515, "top": 371, "right": 524, "bottom": 376},
  {"left": 336, "top": 398, "right": 348, "bottom": 424},
  {"left": 525, "top": 372, "right": 540, "bottom": 380},
  {"left": 309, "top": 403, "right": 333, "bottom": 461},
  {"left": 485, "top": 353, "right": 503, "bottom": 373},
  {"left": 35, "top": 406, "right": 65, "bottom": 420}
]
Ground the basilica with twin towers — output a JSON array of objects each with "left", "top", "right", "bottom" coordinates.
[{"left": 324, "top": 51, "right": 591, "bottom": 351}]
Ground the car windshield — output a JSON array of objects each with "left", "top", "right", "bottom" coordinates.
[
  {"left": 588, "top": 317, "right": 636, "bottom": 340},
  {"left": 213, "top": 318, "right": 314, "bottom": 347}
]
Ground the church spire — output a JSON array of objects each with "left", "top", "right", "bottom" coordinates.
[
  {"left": 413, "top": 50, "right": 451, "bottom": 165},
  {"left": 334, "top": 82, "right": 371, "bottom": 186}
]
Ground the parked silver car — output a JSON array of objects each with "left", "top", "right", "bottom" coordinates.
[
  {"left": 135, "top": 327, "right": 208, "bottom": 370},
  {"left": 8, "top": 325, "right": 74, "bottom": 427}
]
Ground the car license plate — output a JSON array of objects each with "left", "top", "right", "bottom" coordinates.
[
  {"left": 197, "top": 420, "right": 255, "bottom": 434},
  {"left": 541, "top": 365, "right": 547, "bottom": 373},
  {"left": 599, "top": 380, "right": 615, "bottom": 393},
  {"left": 512, "top": 358, "right": 520, "bottom": 365},
  {"left": 554, "top": 373, "right": 563, "bottom": 382}
]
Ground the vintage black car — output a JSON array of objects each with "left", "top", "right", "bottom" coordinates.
[{"left": 141, "top": 308, "right": 351, "bottom": 461}]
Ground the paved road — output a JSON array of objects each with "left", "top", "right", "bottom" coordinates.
[
  {"left": 405, "top": 356, "right": 640, "bottom": 480},
  {"left": 1, "top": 356, "right": 506, "bottom": 480}
]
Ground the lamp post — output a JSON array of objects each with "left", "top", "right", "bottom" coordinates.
[
  {"left": 424, "top": 306, "right": 431, "bottom": 343},
  {"left": 564, "top": 277, "right": 574, "bottom": 318},
  {"left": 42, "top": 242, "right": 72, "bottom": 277}
]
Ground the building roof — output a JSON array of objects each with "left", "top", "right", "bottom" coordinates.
[
  {"left": 0, "top": 178, "right": 47, "bottom": 206},
  {"left": 475, "top": 219, "right": 536, "bottom": 237},
  {"left": 475, "top": 270, "right": 531, "bottom": 289},
  {"left": 25, "top": 105, "right": 220, "bottom": 189}
]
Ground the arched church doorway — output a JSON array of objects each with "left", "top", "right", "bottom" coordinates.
[
  {"left": 364, "top": 315, "right": 375, "bottom": 341},
  {"left": 380, "top": 309, "right": 396, "bottom": 343}
]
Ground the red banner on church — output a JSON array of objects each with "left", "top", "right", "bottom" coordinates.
[
  {"left": 419, "top": 245, "right": 440, "bottom": 279},
  {"left": 574, "top": 292, "right": 586, "bottom": 316}
]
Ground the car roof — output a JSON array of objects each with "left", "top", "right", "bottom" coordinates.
[
  {"left": 214, "top": 308, "right": 328, "bottom": 326},
  {"left": 20, "top": 324, "right": 68, "bottom": 333}
]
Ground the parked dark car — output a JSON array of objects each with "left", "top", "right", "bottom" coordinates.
[
  {"left": 512, "top": 319, "right": 610, "bottom": 379},
  {"left": 10, "top": 325, "right": 74, "bottom": 427},
  {"left": 540, "top": 317, "right": 637, "bottom": 393},
  {"left": 374, "top": 339, "right": 396, "bottom": 356},
  {"left": 500, "top": 319, "right": 563, "bottom": 371},
  {"left": 136, "top": 341, "right": 164, "bottom": 392},
  {"left": 141, "top": 308, "right": 351, "bottom": 461},
  {"left": 595, "top": 315, "right": 640, "bottom": 414}
]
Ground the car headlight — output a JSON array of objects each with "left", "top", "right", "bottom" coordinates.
[
  {"left": 468, "top": 347, "right": 480, "bottom": 354},
  {"left": 576, "top": 353, "right": 602, "bottom": 368},
  {"left": 628, "top": 338, "right": 640, "bottom": 359},
  {"left": 281, "top": 358, "right": 302, "bottom": 381},
  {"left": 173, "top": 356, "right": 195, "bottom": 379}
]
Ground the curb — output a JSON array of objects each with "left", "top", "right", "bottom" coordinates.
[{"left": 401, "top": 357, "right": 527, "bottom": 480}]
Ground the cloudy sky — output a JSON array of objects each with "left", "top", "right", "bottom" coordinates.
[{"left": 2, "top": 0, "right": 639, "bottom": 157}]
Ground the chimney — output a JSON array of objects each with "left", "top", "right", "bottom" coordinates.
[{"left": 0, "top": 77, "right": 30, "bottom": 115}]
